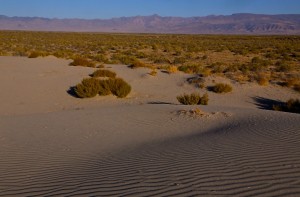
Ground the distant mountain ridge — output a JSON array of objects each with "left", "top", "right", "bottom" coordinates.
[{"left": 0, "top": 14, "right": 300, "bottom": 34}]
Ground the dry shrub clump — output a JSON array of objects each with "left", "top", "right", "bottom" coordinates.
[
  {"left": 256, "top": 73, "right": 270, "bottom": 86},
  {"left": 28, "top": 51, "right": 44, "bottom": 58},
  {"left": 149, "top": 69, "right": 157, "bottom": 76},
  {"left": 166, "top": 65, "right": 178, "bottom": 74},
  {"left": 70, "top": 57, "right": 96, "bottom": 67},
  {"left": 75, "top": 77, "right": 131, "bottom": 98},
  {"left": 177, "top": 93, "right": 209, "bottom": 105},
  {"left": 129, "top": 60, "right": 147, "bottom": 69},
  {"left": 75, "top": 78, "right": 101, "bottom": 98},
  {"left": 105, "top": 78, "right": 131, "bottom": 98},
  {"left": 273, "top": 98, "right": 300, "bottom": 114},
  {"left": 91, "top": 69, "right": 116, "bottom": 78},
  {"left": 212, "top": 83, "right": 233, "bottom": 93}
]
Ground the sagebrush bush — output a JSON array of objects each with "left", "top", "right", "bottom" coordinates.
[
  {"left": 105, "top": 78, "right": 131, "bottom": 98},
  {"left": 199, "top": 93, "right": 209, "bottom": 105},
  {"left": 91, "top": 69, "right": 116, "bottom": 78},
  {"left": 97, "top": 80, "right": 111, "bottom": 96},
  {"left": 129, "top": 60, "right": 147, "bottom": 69},
  {"left": 166, "top": 65, "right": 178, "bottom": 74},
  {"left": 256, "top": 73, "right": 270, "bottom": 86},
  {"left": 75, "top": 78, "right": 101, "bottom": 98},
  {"left": 212, "top": 83, "right": 233, "bottom": 93},
  {"left": 70, "top": 57, "right": 96, "bottom": 67},
  {"left": 149, "top": 69, "right": 157, "bottom": 76},
  {"left": 28, "top": 51, "right": 43, "bottom": 58},
  {"left": 177, "top": 93, "right": 209, "bottom": 105}
]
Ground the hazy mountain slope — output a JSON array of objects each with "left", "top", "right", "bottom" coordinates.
[{"left": 0, "top": 14, "right": 299, "bottom": 34}]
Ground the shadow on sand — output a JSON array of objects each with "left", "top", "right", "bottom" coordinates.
[
  {"left": 147, "top": 101, "right": 176, "bottom": 105},
  {"left": 67, "top": 86, "right": 80, "bottom": 98},
  {"left": 252, "top": 96, "right": 284, "bottom": 110}
]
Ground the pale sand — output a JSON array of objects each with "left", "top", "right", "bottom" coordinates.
[{"left": 0, "top": 56, "right": 300, "bottom": 196}]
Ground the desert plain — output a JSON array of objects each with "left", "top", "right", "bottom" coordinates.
[{"left": 0, "top": 55, "right": 299, "bottom": 196}]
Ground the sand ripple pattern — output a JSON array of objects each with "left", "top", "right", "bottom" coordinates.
[{"left": 1, "top": 113, "right": 300, "bottom": 196}]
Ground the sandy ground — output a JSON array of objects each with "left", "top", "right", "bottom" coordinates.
[{"left": 0, "top": 56, "right": 300, "bottom": 196}]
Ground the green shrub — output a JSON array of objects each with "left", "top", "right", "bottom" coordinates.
[
  {"left": 212, "top": 83, "right": 233, "bottom": 93},
  {"left": 75, "top": 78, "right": 101, "bottom": 98},
  {"left": 105, "top": 78, "right": 131, "bottom": 98},
  {"left": 70, "top": 57, "right": 96, "bottom": 67},
  {"left": 177, "top": 93, "right": 209, "bottom": 105},
  {"left": 91, "top": 69, "right": 116, "bottom": 78}
]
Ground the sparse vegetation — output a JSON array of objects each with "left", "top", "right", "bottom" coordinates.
[
  {"left": 212, "top": 83, "right": 233, "bottom": 93},
  {"left": 1, "top": 31, "right": 299, "bottom": 92},
  {"left": 177, "top": 93, "right": 209, "bottom": 105}
]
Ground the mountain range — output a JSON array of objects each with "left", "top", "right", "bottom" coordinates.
[{"left": 0, "top": 14, "right": 300, "bottom": 34}]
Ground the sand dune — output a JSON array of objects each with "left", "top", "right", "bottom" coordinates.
[{"left": 0, "top": 56, "right": 300, "bottom": 196}]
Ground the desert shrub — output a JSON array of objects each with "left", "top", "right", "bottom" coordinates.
[
  {"left": 178, "top": 64, "right": 202, "bottom": 74},
  {"left": 177, "top": 93, "right": 209, "bottom": 105},
  {"left": 273, "top": 99, "right": 300, "bottom": 114},
  {"left": 28, "top": 51, "right": 43, "bottom": 58},
  {"left": 276, "top": 61, "right": 293, "bottom": 72},
  {"left": 70, "top": 57, "right": 96, "bottom": 67},
  {"left": 98, "top": 80, "right": 112, "bottom": 96},
  {"left": 249, "top": 57, "right": 270, "bottom": 71},
  {"left": 212, "top": 83, "right": 233, "bottom": 93},
  {"left": 111, "top": 54, "right": 136, "bottom": 65},
  {"left": 105, "top": 78, "right": 131, "bottom": 98},
  {"left": 199, "top": 93, "right": 209, "bottom": 105},
  {"left": 97, "top": 64, "right": 105, "bottom": 69},
  {"left": 210, "top": 62, "right": 226, "bottom": 74},
  {"left": 177, "top": 93, "right": 201, "bottom": 105},
  {"left": 256, "top": 73, "right": 270, "bottom": 86},
  {"left": 91, "top": 69, "right": 116, "bottom": 78},
  {"left": 75, "top": 78, "right": 101, "bottom": 98},
  {"left": 166, "top": 65, "right": 178, "bottom": 74},
  {"left": 129, "top": 60, "right": 147, "bottom": 69},
  {"left": 149, "top": 69, "right": 157, "bottom": 76},
  {"left": 92, "top": 54, "right": 109, "bottom": 63},
  {"left": 173, "top": 57, "right": 186, "bottom": 64}
]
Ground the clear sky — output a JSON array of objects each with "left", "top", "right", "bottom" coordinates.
[{"left": 0, "top": 0, "right": 299, "bottom": 19}]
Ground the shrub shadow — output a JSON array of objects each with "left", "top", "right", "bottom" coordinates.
[
  {"left": 67, "top": 86, "right": 79, "bottom": 98},
  {"left": 252, "top": 96, "right": 284, "bottom": 110},
  {"left": 148, "top": 101, "right": 176, "bottom": 105},
  {"left": 206, "top": 86, "right": 214, "bottom": 92}
]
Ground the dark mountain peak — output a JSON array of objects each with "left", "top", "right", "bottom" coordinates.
[{"left": 0, "top": 14, "right": 299, "bottom": 34}]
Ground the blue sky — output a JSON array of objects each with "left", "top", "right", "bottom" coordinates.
[{"left": 0, "top": 0, "right": 299, "bottom": 19}]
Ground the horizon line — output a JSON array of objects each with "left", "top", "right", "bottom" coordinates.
[{"left": 1, "top": 13, "right": 300, "bottom": 20}]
